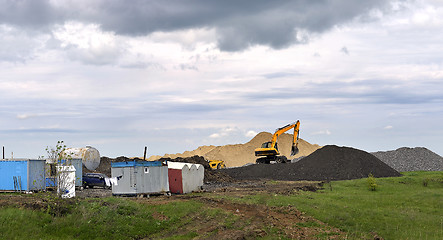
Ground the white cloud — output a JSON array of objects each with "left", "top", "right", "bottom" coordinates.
[
  {"left": 245, "top": 130, "right": 258, "bottom": 138},
  {"left": 16, "top": 114, "right": 38, "bottom": 119},
  {"left": 311, "top": 130, "right": 332, "bottom": 136},
  {"left": 52, "top": 22, "right": 124, "bottom": 65},
  {"left": 209, "top": 133, "right": 220, "bottom": 138},
  {"left": 384, "top": 125, "right": 393, "bottom": 130}
]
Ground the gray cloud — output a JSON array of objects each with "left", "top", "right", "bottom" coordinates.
[
  {"left": 243, "top": 78, "right": 443, "bottom": 105},
  {"left": 0, "top": 0, "right": 390, "bottom": 51}
]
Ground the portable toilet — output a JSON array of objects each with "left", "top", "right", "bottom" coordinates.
[
  {"left": 0, "top": 159, "right": 46, "bottom": 191},
  {"left": 111, "top": 160, "right": 169, "bottom": 196},
  {"left": 168, "top": 162, "right": 204, "bottom": 194}
]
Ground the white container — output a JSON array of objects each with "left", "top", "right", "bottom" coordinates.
[
  {"left": 168, "top": 162, "right": 204, "bottom": 194},
  {"left": 111, "top": 161, "right": 169, "bottom": 196},
  {"left": 56, "top": 165, "right": 76, "bottom": 198},
  {"left": 63, "top": 146, "right": 100, "bottom": 171}
]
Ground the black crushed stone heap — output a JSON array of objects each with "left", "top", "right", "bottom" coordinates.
[{"left": 221, "top": 145, "right": 402, "bottom": 181}]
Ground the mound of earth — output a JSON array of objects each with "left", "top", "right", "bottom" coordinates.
[
  {"left": 372, "top": 147, "right": 443, "bottom": 172},
  {"left": 221, "top": 145, "right": 402, "bottom": 181},
  {"left": 147, "top": 145, "right": 217, "bottom": 162},
  {"left": 147, "top": 132, "right": 321, "bottom": 167}
]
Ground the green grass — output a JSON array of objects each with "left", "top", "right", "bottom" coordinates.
[
  {"left": 226, "top": 171, "right": 443, "bottom": 239},
  {"left": 0, "top": 194, "right": 285, "bottom": 239},
  {"left": 1, "top": 171, "right": 441, "bottom": 239}
]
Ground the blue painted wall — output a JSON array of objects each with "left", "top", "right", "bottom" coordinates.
[{"left": 0, "top": 161, "right": 28, "bottom": 190}]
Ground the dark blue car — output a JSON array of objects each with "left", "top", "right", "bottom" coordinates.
[{"left": 82, "top": 173, "right": 111, "bottom": 189}]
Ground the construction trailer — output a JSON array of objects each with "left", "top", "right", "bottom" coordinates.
[
  {"left": 0, "top": 159, "right": 46, "bottom": 191},
  {"left": 111, "top": 160, "right": 169, "bottom": 196},
  {"left": 168, "top": 162, "right": 204, "bottom": 194}
]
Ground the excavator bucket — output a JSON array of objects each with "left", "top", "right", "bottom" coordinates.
[{"left": 291, "top": 145, "right": 299, "bottom": 156}]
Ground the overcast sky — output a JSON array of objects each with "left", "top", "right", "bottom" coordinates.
[{"left": 1, "top": 0, "right": 442, "bottom": 158}]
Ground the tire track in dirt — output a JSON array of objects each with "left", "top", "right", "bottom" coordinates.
[{"left": 188, "top": 195, "right": 347, "bottom": 239}]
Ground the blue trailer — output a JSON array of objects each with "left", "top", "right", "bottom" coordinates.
[{"left": 0, "top": 159, "right": 46, "bottom": 191}]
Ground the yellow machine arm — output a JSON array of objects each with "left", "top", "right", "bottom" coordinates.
[{"left": 269, "top": 120, "right": 300, "bottom": 156}]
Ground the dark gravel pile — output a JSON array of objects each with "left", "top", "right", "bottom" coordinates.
[
  {"left": 372, "top": 147, "right": 443, "bottom": 172},
  {"left": 221, "top": 145, "right": 402, "bottom": 181}
]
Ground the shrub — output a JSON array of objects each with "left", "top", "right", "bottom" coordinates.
[{"left": 367, "top": 173, "right": 377, "bottom": 191}]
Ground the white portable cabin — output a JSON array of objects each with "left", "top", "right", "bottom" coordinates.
[
  {"left": 167, "top": 162, "right": 204, "bottom": 194},
  {"left": 111, "top": 161, "right": 169, "bottom": 196}
]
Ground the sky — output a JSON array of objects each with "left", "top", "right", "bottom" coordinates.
[{"left": 1, "top": 0, "right": 442, "bottom": 159}]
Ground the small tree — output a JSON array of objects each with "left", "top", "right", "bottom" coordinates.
[
  {"left": 367, "top": 173, "right": 378, "bottom": 191},
  {"left": 46, "top": 141, "right": 75, "bottom": 198}
]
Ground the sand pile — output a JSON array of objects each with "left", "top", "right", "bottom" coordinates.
[
  {"left": 147, "top": 132, "right": 320, "bottom": 167},
  {"left": 221, "top": 145, "right": 402, "bottom": 181},
  {"left": 372, "top": 147, "right": 443, "bottom": 172},
  {"left": 147, "top": 145, "right": 217, "bottom": 161}
]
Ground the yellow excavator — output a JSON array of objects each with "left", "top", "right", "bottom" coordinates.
[
  {"left": 208, "top": 160, "right": 226, "bottom": 169},
  {"left": 254, "top": 121, "right": 300, "bottom": 164}
]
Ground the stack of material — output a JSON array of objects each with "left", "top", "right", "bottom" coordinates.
[
  {"left": 222, "top": 145, "right": 402, "bottom": 181},
  {"left": 372, "top": 147, "right": 443, "bottom": 172},
  {"left": 148, "top": 132, "right": 321, "bottom": 167}
]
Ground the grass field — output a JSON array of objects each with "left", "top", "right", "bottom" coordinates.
[
  {"left": 222, "top": 171, "right": 443, "bottom": 239},
  {"left": 0, "top": 171, "right": 442, "bottom": 239}
]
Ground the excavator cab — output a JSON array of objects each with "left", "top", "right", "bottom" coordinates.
[{"left": 260, "top": 141, "right": 276, "bottom": 149}]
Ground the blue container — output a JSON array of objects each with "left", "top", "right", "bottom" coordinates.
[{"left": 0, "top": 159, "right": 46, "bottom": 191}]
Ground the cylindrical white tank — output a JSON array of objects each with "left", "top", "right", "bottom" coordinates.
[{"left": 63, "top": 146, "right": 100, "bottom": 171}]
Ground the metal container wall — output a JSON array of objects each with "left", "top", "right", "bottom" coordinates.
[
  {"left": 167, "top": 162, "right": 204, "bottom": 194},
  {"left": 28, "top": 159, "right": 46, "bottom": 190},
  {"left": 70, "top": 158, "right": 83, "bottom": 187},
  {"left": 111, "top": 161, "right": 169, "bottom": 195},
  {"left": 0, "top": 159, "right": 45, "bottom": 191}
]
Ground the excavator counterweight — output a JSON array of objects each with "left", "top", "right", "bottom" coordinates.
[{"left": 254, "top": 121, "right": 300, "bottom": 164}]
